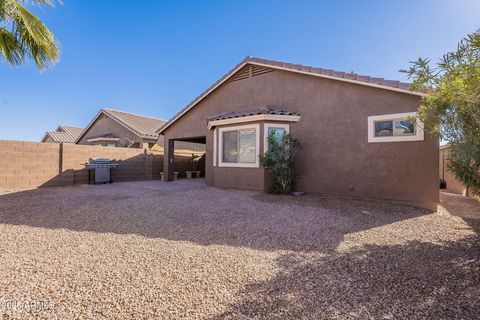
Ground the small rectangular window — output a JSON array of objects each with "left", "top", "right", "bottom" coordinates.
[
  {"left": 374, "top": 119, "right": 415, "bottom": 137},
  {"left": 368, "top": 112, "right": 424, "bottom": 143}
]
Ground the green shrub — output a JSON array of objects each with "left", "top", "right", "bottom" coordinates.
[
  {"left": 259, "top": 131, "right": 302, "bottom": 194},
  {"left": 448, "top": 142, "right": 480, "bottom": 194}
]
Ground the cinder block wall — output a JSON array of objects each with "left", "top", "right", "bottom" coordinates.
[
  {"left": 439, "top": 147, "right": 468, "bottom": 195},
  {"left": 0, "top": 140, "right": 195, "bottom": 189},
  {"left": 0, "top": 140, "right": 61, "bottom": 189},
  {"left": 62, "top": 144, "right": 159, "bottom": 184}
]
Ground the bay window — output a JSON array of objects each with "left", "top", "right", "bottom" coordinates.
[{"left": 218, "top": 124, "right": 260, "bottom": 167}]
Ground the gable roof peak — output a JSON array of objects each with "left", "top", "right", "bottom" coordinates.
[
  {"left": 75, "top": 108, "right": 167, "bottom": 144},
  {"left": 42, "top": 124, "right": 84, "bottom": 143},
  {"left": 157, "top": 56, "right": 425, "bottom": 134}
]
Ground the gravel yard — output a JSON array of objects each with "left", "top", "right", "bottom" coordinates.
[{"left": 0, "top": 180, "right": 478, "bottom": 319}]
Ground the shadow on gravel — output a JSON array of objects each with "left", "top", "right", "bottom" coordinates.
[
  {"left": 211, "top": 235, "right": 480, "bottom": 319},
  {"left": 439, "top": 192, "right": 480, "bottom": 234},
  {"left": 0, "top": 183, "right": 434, "bottom": 253}
]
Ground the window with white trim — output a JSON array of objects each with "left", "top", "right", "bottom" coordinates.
[
  {"left": 212, "top": 128, "right": 217, "bottom": 166},
  {"left": 264, "top": 123, "right": 289, "bottom": 151},
  {"left": 367, "top": 112, "right": 424, "bottom": 143},
  {"left": 218, "top": 124, "right": 260, "bottom": 167}
]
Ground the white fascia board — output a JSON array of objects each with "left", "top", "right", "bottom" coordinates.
[{"left": 208, "top": 114, "right": 300, "bottom": 130}]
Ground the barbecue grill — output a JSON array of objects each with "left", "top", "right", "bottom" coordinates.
[{"left": 84, "top": 158, "right": 119, "bottom": 184}]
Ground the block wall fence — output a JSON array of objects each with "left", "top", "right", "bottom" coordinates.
[
  {"left": 0, "top": 140, "right": 196, "bottom": 189},
  {"left": 439, "top": 147, "right": 468, "bottom": 196}
]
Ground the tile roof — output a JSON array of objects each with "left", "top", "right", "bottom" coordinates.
[
  {"left": 208, "top": 107, "right": 299, "bottom": 121},
  {"left": 245, "top": 57, "right": 412, "bottom": 90},
  {"left": 158, "top": 56, "right": 423, "bottom": 134},
  {"left": 101, "top": 108, "right": 166, "bottom": 139},
  {"left": 58, "top": 125, "right": 84, "bottom": 137},
  {"left": 43, "top": 125, "right": 83, "bottom": 143}
]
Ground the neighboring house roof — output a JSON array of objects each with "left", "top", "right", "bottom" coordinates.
[
  {"left": 207, "top": 107, "right": 300, "bottom": 121},
  {"left": 157, "top": 56, "right": 425, "bottom": 134},
  {"left": 75, "top": 108, "right": 167, "bottom": 143},
  {"left": 42, "top": 125, "right": 84, "bottom": 143}
]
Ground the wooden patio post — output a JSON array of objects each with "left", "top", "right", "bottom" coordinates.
[{"left": 164, "top": 139, "right": 175, "bottom": 181}]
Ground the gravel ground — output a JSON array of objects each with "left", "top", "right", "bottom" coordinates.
[{"left": 0, "top": 180, "right": 478, "bottom": 319}]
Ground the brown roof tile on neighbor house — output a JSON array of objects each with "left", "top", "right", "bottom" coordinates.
[
  {"left": 158, "top": 56, "right": 423, "bottom": 134},
  {"left": 101, "top": 108, "right": 166, "bottom": 138},
  {"left": 42, "top": 125, "right": 84, "bottom": 143},
  {"left": 208, "top": 107, "right": 300, "bottom": 121}
]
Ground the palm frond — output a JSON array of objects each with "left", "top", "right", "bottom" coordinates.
[
  {"left": 0, "top": 0, "right": 60, "bottom": 69},
  {"left": 0, "top": 27, "right": 24, "bottom": 64}
]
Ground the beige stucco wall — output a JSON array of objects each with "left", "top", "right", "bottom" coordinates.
[{"left": 162, "top": 68, "right": 439, "bottom": 209}]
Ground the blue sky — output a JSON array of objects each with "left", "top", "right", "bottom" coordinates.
[{"left": 0, "top": 0, "right": 479, "bottom": 141}]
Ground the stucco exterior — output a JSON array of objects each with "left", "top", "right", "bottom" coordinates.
[{"left": 162, "top": 66, "right": 439, "bottom": 209}]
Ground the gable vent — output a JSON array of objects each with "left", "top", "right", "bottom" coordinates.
[
  {"left": 227, "top": 64, "right": 275, "bottom": 83},
  {"left": 251, "top": 65, "right": 274, "bottom": 77},
  {"left": 228, "top": 65, "right": 250, "bottom": 82}
]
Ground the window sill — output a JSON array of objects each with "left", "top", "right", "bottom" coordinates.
[
  {"left": 368, "top": 134, "right": 424, "bottom": 143},
  {"left": 218, "top": 162, "right": 260, "bottom": 168}
]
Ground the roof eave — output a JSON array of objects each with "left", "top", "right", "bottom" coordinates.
[
  {"left": 207, "top": 114, "right": 301, "bottom": 130},
  {"left": 158, "top": 59, "right": 426, "bottom": 134},
  {"left": 249, "top": 61, "right": 427, "bottom": 97}
]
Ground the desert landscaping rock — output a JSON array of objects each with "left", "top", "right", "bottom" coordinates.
[{"left": 0, "top": 180, "right": 478, "bottom": 319}]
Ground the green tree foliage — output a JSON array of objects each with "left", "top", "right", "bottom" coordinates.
[
  {"left": 259, "top": 131, "right": 302, "bottom": 194},
  {"left": 0, "top": 0, "right": 59, "bottom": 69},
  {"left": 403, "top": 30, "right": 480, "bottom": 193}
]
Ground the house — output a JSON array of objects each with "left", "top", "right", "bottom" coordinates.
[
  {"left": 41, "top": 125, "right": 84, "bottom": 143},
  {"left": 158, "top": 57, "right": 439, "bottom": 210},
  {"left": 75, "top": 108, "right": 206, "bottom": 154},
  {"left": 439, "top": 145, "right": 469, "bottom": 195},
  {"left": 75, "top": 108, "right": 167, "bottom": 149}
]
